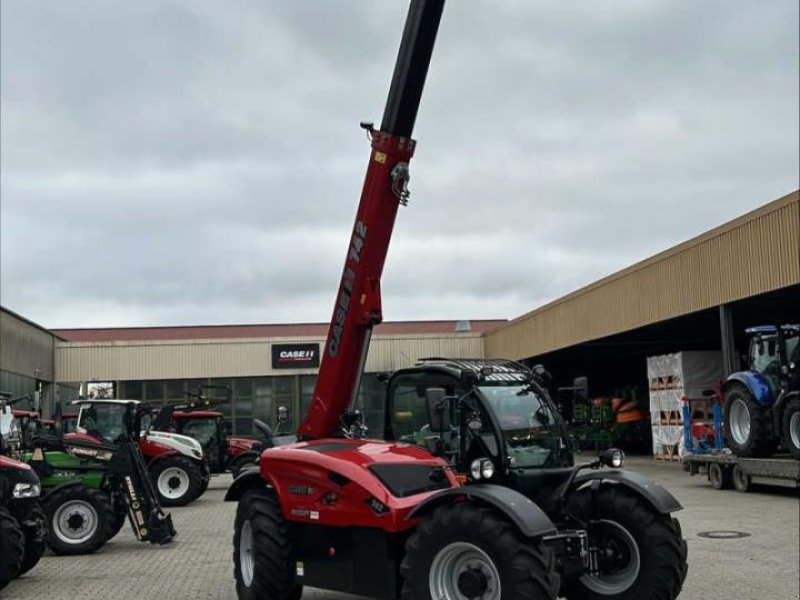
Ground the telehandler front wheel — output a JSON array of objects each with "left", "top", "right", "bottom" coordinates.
[
  {"left": 233, "top": 488, "right": 302, "bottom": 600},
  {"left": 400, "top": 503, "right": 560, "bottom": 600},
  {"left": 0, "top": 507, "right": 24, "bottom": 590},
  {"left": 44, "top": 486, "right": 114, "bottom": 555},
  {"left": 563, "top": 486, "right": 688, "bottom": 600}
]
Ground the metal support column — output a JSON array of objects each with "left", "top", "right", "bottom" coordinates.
[{"left": 719, "top": 304, "right": 737, "bottom": 377}]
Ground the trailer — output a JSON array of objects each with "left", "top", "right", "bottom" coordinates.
[{"left": 683, "top": 452, "right": 800, "bottom": 492}]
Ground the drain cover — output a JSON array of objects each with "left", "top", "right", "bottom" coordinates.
[{"left": 697, "top": 531, "right": 751, "bottom": 539}]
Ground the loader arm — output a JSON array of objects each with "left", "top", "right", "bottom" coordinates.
[{"left": 298, "top": 0, "right": 446, "bottom": 439}]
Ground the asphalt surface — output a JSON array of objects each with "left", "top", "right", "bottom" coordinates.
[{"left": 3, "top": 456, "right": 798, "bottom": 600}]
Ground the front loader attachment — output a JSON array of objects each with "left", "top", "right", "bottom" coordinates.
[{"left": 58, "top": 436, "right": 176, "bottom": 545}]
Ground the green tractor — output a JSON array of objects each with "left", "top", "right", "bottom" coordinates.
[{"left": 4, "top": 400, "right": 176, "bottom": 555}]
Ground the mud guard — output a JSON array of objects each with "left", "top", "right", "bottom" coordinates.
[
  {"left": 224, "top": 466, "right": 265, "bottom": 502},
  {"left": 572, "top": 469, "right": 683, "bottom": 514},
  {"left": 40, "top": 479, "right": 89, "bottom": 502},
  {"left": 407, "top": 483, "right": 557, "bottom": 538}
]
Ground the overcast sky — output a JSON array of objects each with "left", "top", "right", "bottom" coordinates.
[{"left": 1, "top": 1, "right": 798, "bottom": 329}]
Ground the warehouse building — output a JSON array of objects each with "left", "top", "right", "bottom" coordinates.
[{"left": 1, "top": 189, "right": 797, "bottom": 440}]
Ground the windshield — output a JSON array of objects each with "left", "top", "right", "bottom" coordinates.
[
  {"left": 479, "top": 384, "right": 559, "bottom": 468},
  {"left": 77, "top": 404, "right": 128, "bottom": 444}
]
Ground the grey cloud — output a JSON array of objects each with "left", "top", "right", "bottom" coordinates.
[{"left": 1, "top": 0, "right": 797, "bottom": 328}]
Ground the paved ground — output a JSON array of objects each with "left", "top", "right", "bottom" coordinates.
[{"left": 3, "top": 456, "right": 798, "bottom": 600}]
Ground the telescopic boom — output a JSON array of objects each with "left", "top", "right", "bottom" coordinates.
[{"left": 298, "top": 0, "right": 445, "bottom": 439}]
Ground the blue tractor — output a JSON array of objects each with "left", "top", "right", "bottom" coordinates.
[{"left": 723, "top": 324, "right": 800, "bottom": 459}]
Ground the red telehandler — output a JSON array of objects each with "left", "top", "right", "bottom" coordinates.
[{"left": 226, "top": 2, "right": 687, "bottom": 599}]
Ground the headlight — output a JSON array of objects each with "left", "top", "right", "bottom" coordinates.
[
  {"left": 13, "top": 483, "right": 41, "bottom": 498},
  {"left": 469, "top": 458, "right": 495, "bottom": 480},
  {"left": 610, "top": 450, "right": 625, "bottom": 469}
]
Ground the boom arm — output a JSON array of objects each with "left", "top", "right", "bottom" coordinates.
[{"left": 298, "top": 0, "right": 445, "bottom": 439}]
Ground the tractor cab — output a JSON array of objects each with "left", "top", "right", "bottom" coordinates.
[
  {"left": 746, "top": 325, "right": 800, "bottom": 393},
  {"left": 171, "top": 410, "right": 229, "bottom": 472},
  {"left": 384, "top": 359, "right": 575, "bottom": 505},
  {"left": 74, "top": 399, "right": 138, "bottom": 445}
]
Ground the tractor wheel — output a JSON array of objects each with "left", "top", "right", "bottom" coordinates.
[
  {"left": 107, "top": 495, "right": 128, "bottom": 541},
  {"left": 150, "top": 456, "right": 202, "bottom": 507},
  {"left": 0, "top": 507, "right": 24, "bottom": 590},
  {"left": 708, "top": 462, "right": 731, "bottom": 490},
  {"left": 723, "top": 384, "right": 776, "bottom": 457},
  {"left": 731, "top": 465, "right": 751, "bottom": 493},
  {"left": 563, "top": 486, "right": 688, "bottom": 600},
  {"left": 233, "top": 488, "right": 302, "bottom": 600},
  {"left": 230, "top": 455, "right": 258, "bottom": 479},
  {"left": 17, "top": 504, "right": 46, "bottom": 577},
  {"left": 44, "top": 485, "right": 114, "bottom": 555},
  {"left": 781, "top": 398, "right": 800, "bottom": 460},
  {"left": 400, "top": 503, "right": 559, "bottom": 600}
]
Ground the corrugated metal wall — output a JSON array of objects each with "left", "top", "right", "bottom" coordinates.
[
  {"left": 485, "top": 190, "right": 800, "bottom": 360},
  {"left": 56, "top": 333, "right": 485, "bottom": 383},
  {"left": 0, "top": 308, "right": 56, "bottom": 381}
]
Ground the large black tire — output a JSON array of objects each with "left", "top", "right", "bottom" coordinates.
[
  {"left": 563, "top": 486, "right": 688, "bottom": 600},
  {"left": 781, "top": 398, "right": 800, "bottom": 460},
  {"left": 230, "top": 454, "right": 259, "bottom": 479},
  {"left": 233, "top": 488, "right": 302, "bottom": 600},
  {"left": 0, "top": 507, "right": 24, "bottom": 590},
  {"left": 107, "top": 494, "right": 128, "bottom": 541},
  {"left": 44, "top": 486, "right": 114, "bottom": 555},
  {"left": 723, "top": 384, "right": 777, "bottom": 457},
  {"left": 150, "top": 456, "right": 203, "bottom": 507},
  {"left": 17, "top": 505, "right": 46, "bottom": 577},
  {"left": 400, "top": 503, "right": 559, "bottom": 600}
]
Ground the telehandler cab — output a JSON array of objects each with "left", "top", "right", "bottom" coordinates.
[{"left": 226, "top": 1, "right": 687, "bottom": 599}]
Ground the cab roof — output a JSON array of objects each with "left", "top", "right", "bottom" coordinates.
[
  {"left": 70, "top": 399, "right": 141, "bottom": 406},
  {"left": 745, "top": 324, "right": 800, "bottom": 335},
  {"left": 406, "top": 358, "right": 532, "bottom": 383}
]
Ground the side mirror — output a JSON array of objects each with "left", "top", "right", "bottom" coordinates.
[
  {"left": 277, "top": 406, "right": 288, "bottom": 424},
  {"left": 573, "top": 376, "right": 589, "bottom": 402},
  {"left": 425, "top": 387, "right": 451, "bottom": 434}
]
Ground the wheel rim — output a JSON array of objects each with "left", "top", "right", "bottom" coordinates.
[
  {"left": 709, "top": 463, "right": 722, "bottom": 487},
  {"left": 729, "top": 398, "right": 751, "bottom": 445},
  {"left": 239, "top": 520, "right": 254, "bottom": 588},
  {"left": 157, "top": 467, "right": 190, "bottom": 499},
  {"left": 53, "top": 499, "right": 98, "bottom": 545},
  {"left": 790, "top": 412, "right": 800, "bottom": 450},
  {"left": 733, "top": 466, "right": 748, "bottom": 490},
  {"left": 429, "top": 542, "right": 501, "bottom": 600},
  {"left": 581, "top": 519, "right": 641, "bottom": 595}
]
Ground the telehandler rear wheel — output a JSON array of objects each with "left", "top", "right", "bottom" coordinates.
[
  {"left": 45, "top": 486, "right": 114, "bottom": 555},
  {"left": 400, "top": 503, "right": 559, "bottom": 600},
  {"left": 563, "top": 486, "right": 687, "bottom": 600},
  {"left": 0, "top": 507, "right": 24, "bottom": 590},
  {"left": 233, "top": 488, "right": 302, "bottom": 600}
]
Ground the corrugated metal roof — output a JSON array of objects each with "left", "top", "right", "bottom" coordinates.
[{"left": 52, "top": 319, "right": 507, "bottom": 343}]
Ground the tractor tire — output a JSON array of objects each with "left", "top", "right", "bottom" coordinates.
[
  {"left": 781, "top": 398, "right": 800, "bottom": 460},
  {"left": 563, "top": 486, "right": 688, "bottom": 600},
  {"left": 17, "top": 505, "right": 46, "bottom": 577},
  {"left": 233, "top": 488, "right": 303, "bottom": 600},
  {"left": 708, "top": 462, "right": 731, "bottom": 490},
  {"left": 150, "top": 456, "right": 202, "bottom": 507},
  {"left": 723, "top": 384, "right": 776, "bottom": 457},
  {"left": 731, "top": 465, "right": 751, "bottom": 493},
  {"left": 230, "top": 455, "right": 259, "bottom": 479},
  {"left": 400, "top": 503, "right": 559, "bottom": 600},
  {"left": 0, "top": 507, "right": 24, "bottom": 590},
  {"left": 107, "top": 495, "right": 128, "bottom": 541},
  {"left": 44, "top": 486, "right": 114, "bottom": 555}
]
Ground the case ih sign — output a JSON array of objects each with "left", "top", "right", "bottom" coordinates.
[{"left": 271, "top": 343, "right": 320, "bottom": 369}]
